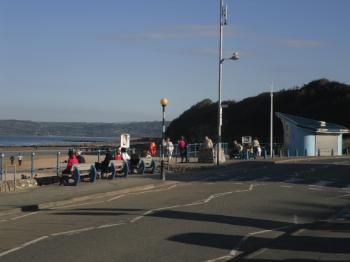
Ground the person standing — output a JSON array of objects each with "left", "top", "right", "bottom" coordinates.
[
  {"left": 10, "top": 155, "right": 15, "bottom": 165},
  {"left": 178, "top": 136, "right": 188, "bottom": 163},
  {"left": 18, "top": 153, "right": 23, "bottom": 166},
  {"left": 203, "top": 136, "right": 214, "bottom": 149},
  {"left": 252, "top": 137, "right": 260, "bottom": 159},
  {"left": 149, "top": 142, "right": 157, "bottom": 157},
  {"left": 164, "top": 137, "right": 174, "bottom": 163}
]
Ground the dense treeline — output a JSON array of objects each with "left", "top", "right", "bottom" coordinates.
[{"left": 166, "top": 79, "right": 350, "bottom": 144}]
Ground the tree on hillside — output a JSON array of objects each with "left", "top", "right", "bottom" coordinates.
[{"left": 166, "top": 79, "right": 350, "bottom": 144}]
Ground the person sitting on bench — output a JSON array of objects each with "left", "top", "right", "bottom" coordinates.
[{"left": 60, "top": 149, "right": 78, "bottom": 185}]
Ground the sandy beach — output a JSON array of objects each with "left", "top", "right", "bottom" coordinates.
[{"left": 0, "top": 144, "right": 116, "bottom": 180}]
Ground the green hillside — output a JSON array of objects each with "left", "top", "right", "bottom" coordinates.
[{"left": 166, "top": 79, "right": 350, "bottom": 143}]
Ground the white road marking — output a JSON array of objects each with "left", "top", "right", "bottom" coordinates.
[
  {"left": 56, "top": 200, "right": 106, "bottom": 209},
  {"left": 332, "top": 193, "right": 350, "bottom": 199},
  {"left": 51, "top": 227, "right": 95, "bottom": 237},
  {"left": 97, "top": 222, "right": 126, "bottom": 229},
  {"left": 292, "top": 229, "right": 305, "bottom": 236},
  {"left": 281, "top": 185, "right": 293, "bottom": 188},
  {"left": 0, "top": 184, "right": 256, "bottom": 258},
  {"left": 309, "top": 180, "right": 332, "bottom": 187},
  {"left": 107, "top": 194, "right": 126, "bottom": 202},
  {"left": 0, "top": 236, "right": 49, "bottom": 258},
  {"left": 10, "top": 212, "right": 40, "bottom": 221},
  {"left": 309, "top": 188, "right": 324, "bottom": 191},
  {"left": 246, "top": 248, "right": 268, "bottom": 259},
  {"left": 205, "top": 223, "right": 292, "bottom": 262}
]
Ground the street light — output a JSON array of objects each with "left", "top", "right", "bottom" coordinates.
[
  {"left": 160, "top": 98, "right": 168, "bottom": 180},
  {"left": 217, "top": 0, "right": 239, "bottom": 166}
]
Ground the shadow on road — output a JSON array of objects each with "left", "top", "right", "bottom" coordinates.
[
  {"left": 140, "top": 161, "right": 350, "bottom": 190},
  {"left": 154, "top": 209, "right": 350, "bottom": 261}
]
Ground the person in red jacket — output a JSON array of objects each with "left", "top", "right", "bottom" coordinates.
[
  {"left": 114, "top": 147, "right": 123, "bottom": 160},
  {"left": 178, "top": 136, "right": 188, "bottom": 163},
  {"left": 149, "top": 142, "right": 157, "bottom": 157},
  {"left": 60, "top": 149, "right": 79, "bottom": 185}
]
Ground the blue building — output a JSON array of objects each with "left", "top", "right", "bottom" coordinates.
[{"left": 276, "top": 112, "right": 349, "bottom": 156}]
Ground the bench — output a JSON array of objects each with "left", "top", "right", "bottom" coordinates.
[
  {"left": 138, "top": 157, "right": 156, "bottom": 175},
  {"left": 109, "top": 160, "right": 129, "bottom": 178},
  {"left": 61, "top": 163, "right": 97, "bottom": 186}
]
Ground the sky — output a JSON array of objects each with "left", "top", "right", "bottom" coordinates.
[{"left": 0, "top": 0, "right": 349, "bottom": 122}]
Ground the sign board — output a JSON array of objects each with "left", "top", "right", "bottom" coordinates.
[
  {"left": 120, "top": 134, "right": 130, "bottom": 148},
  {"left": 241, "top": 136, "right": 252, "bottom": 145}
]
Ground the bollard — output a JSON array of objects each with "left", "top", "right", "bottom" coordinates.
[
  {"left": 318, "top": 149, "right": 320, "bottom": 157},
  {"left": 0, "top": 153, "right": 4, "bottom": 182},
  {"left": 31, "top": 152, "right": 35, "bottom": 179},
  {"left": 287, "top": 150, "right": 290, "bottom": 157},
  {"left": 246, "top": 149, "right": 249, "bottom": 160},
  {"left": 56, "top": 152, "right": 61, "bottom": 176},
  {"left": 98, "top": 149, "right": 101, "bottom": 163},
  {"left": 272, "top": 149, "right": 275, "bottom": 158},
  {"left": 296, "top": 149, "right": 299, "bottom": 157},
  {"left": 331, "top": 149, "right": 334, "bottom": 156},
  {"left": 264, "top": 149, "right": 267, "bottom": 159}
]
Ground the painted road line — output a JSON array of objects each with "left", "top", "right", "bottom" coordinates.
[
  {"left": 107, "top": 194, "right": 126, "bottom": 202},
  {"left": 206, "top": 225, "right": 292, "bottom": 262},
  {"left": 309, "top": 180, "right": 332, "bottom": 187},
  {"left": 97, "top": 222, "right": 126, "bottom": 229},
  {"left": 0, "top": 236, "right": 49, "bottom": 258},
  {"left": 10, "top": 212, "right": 40, "bottom": 221},
  {"left": 51, "top": 227, "right": 95, "bottom": 237},
  {"left": 55, "top": 200, "right": 106, "bottom": 209}
]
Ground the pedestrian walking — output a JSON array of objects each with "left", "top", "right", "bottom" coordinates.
[
  {"left": 178, "top": 136, "right": 188, "bottom": 163},
  {"left": 164, "top": 137, "right": 174, "bottom": 163}
]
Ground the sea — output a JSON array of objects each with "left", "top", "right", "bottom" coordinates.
[{"left": 0, "top": 135, "right": 117, "bottom": 147}]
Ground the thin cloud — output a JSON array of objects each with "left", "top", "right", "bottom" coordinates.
[
  {"left": 104, "top": 24, "right": 240, "bottom": 42},
  {"left": 281, "top": 38, "right": 325, "bottom": 49}
]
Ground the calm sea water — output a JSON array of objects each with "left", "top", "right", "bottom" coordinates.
[{"left": 0, "top": 135, "right": 117, "bottom": 146}]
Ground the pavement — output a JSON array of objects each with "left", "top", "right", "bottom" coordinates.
[{"left": 0, "top": 156, "right": 349, "bottom": 261}]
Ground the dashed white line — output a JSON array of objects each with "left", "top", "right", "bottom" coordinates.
[
  {"left": 50, "top": 227, "right": 95, "bottom": 237},
  {"left": 97, "top": 222, "right": 126, "bottom": 229},
  {"left": 0, "top": 236, "right": 49, "bottom": 258},
  {"left": 107, "top": 194, "right": 126, "bottom": 202},
  {"left": 10, "top": 212, "right": 40, "bottom": 221}
]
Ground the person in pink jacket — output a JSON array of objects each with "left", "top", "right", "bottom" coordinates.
[{"left": 60, "top": 149, "right": 79, "bottom": 185}]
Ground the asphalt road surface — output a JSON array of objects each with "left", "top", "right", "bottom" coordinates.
[{"left": 0, "top": 159, "right": 350, "bottom": 262}]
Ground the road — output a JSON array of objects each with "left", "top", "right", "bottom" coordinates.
[{"left": 0, "top": 159, "right": 350, "bottom": 261}]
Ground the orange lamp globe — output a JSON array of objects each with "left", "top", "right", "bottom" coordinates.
[{"left": 160, "top": 98, "right": 168, "bottom": 107}]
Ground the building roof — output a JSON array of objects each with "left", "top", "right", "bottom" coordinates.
[{"left": 276, "top": 112, "right": 349, "bottom": 134}]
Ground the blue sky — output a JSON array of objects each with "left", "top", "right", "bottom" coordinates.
[{"left": 0, "top": 0, "right": 349, "bottom": 122}]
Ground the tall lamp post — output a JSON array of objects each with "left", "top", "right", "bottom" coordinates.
[
  {"left": 160, "top": 98, "right": 168, "bottom": 180},
  {"left": 217, "top": 0, "right": 239, "bottom": 166},
  {"left": 270, "top": 83, "right": 274, "bottom": 158}
]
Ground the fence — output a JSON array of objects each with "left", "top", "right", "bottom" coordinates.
[{"left": 1, "top": 144, "right": 349, "bottom": 181}]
